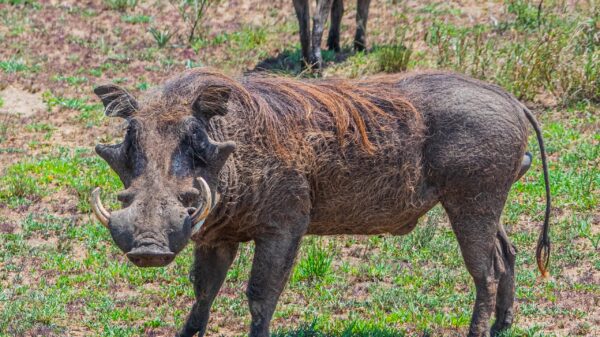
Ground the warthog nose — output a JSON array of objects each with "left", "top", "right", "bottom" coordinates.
[{"left": 126, "top": 246, "right": 175, "bottom": 267}]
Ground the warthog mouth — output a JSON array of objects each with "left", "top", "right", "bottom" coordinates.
[{"left": 126, "top": 245, "right": 176, "bottom": 267}]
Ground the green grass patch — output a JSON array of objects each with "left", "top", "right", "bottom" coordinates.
[
  {"left": 121, "top": 14, "right": 151, "bottom": 24},
  {"left": 0, "top": 148, "right": 121, "bottom": 211},
  {"left": 0, "top": 58, "right": 30, "bottom": 73},
  {"left": 43, "top": 92, "right": 104, "bottom": 127},
  {"left": 104, "top": 0, "right": 137, "bottom": 11},
  {"left": 292, "top": 239, "right": 333, "bottom": 283},
  {"left": 373, "top": 44, "right": 412, "bottom": 73}
]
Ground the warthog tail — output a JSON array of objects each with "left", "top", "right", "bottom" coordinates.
[{"left": 523, "top": 107, "right": 551, "bottom": 278}]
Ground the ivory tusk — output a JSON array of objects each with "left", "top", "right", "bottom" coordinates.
[
  {"left": 91, "top": 187, "right": 111, "bottom": 228},
  {"left": 190, "top": 177, "right": 212, "bottom": 235}
]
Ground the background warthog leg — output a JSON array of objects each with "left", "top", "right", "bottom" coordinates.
[
  {"left": 293, "top": 0, "right": 311, "bottom": 68},
  {"left": 354, "top": 0, "right": 371, "bottom": 51},
  {"left": 177, "top": 242, "right": 239, "bottom": 337},
  {"left": 327, "top": 0, "right": 344, "bottom": 52},
  {"left": 310, "top": 0, "right": 334, "bottom": 69}
]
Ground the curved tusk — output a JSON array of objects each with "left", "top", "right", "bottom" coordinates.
[
  {"left": 190, "top": 177, "right": 212, "bottom": 235},
  {"left": 91, "top": 187, "right": 111, "bottom": 228}
]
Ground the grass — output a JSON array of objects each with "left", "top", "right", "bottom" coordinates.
[
  {"left": 121, "top": 14, "right": 151, "bottom": 24},
  {"left": 0, "top": 58, "right": 29, "bottom": 73},
  {"left": 328, "top": 2, "right": 599, "bottom": 105},
  {"left": 0, "top": 0, "right": 37, "bottom": 5},
  {"left": 104, "top": 0, "right": 137, "bottom": 12},
  {"left": 292, "top": 238, "right": 333, "bottom": 283},
  {"left": 0, "top": 148, "right": 121, "bottom": 211},
  {"left": 42, "top": 92, "right": 105, "bottom": 127},
  {"left": 51, "top": 74, "right": 88, "bottom": 86},
  {"left": 373, "top": 44, "right": 412, "bottom": 73},
  {"left": 0, "top": 0, "right": 598, "bottom": 336}
]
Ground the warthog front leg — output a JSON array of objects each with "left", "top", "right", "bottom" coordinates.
[
  {"left": 246, "top": 231, "right": 306, "bottom": 337},
  {"left": 177, "top": 242, "right": 239, "bottom": 337},
  {"left": 354, "top": 0, "right": 371, "bottom": 51}
]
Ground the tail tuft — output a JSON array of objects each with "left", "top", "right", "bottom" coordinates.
[{"left": 536, "top": 236, "right": 551, "bottom": 278}]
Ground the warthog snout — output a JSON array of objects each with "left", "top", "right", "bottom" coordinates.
[{"left": 90, "top": 178, "right": 213, "bottom": 267}]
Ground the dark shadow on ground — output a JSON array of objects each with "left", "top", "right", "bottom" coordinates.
[{"left": 248, "top": 46, "right": 354, "bottom": 76}]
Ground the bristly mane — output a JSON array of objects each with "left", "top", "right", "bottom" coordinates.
[{"left": 139, "top": 68, "right": 423, "bottom": 157}]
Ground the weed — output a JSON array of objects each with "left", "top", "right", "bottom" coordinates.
[
  {"left": 184, "top": 59, "right": 203, "bottom": 69},
  {"left": 374, "top": 44, "right": 412, "bottom": 73},
  {"left": 0, "top": 119, "right": 8, "bottom": 144},
  {"left": 103, "top": 0, "right": 137, "bottom": 11},
  {"left": 87, "top": 68, "right": 101, "bottom": 77},
  {"left": 506, "top": 0, "right": 544, "bottom": 30},
  {"left": 135, "top": 81, "right": 149, "bottom": 91},
  {"left": 43, "top": 92, "right": 104, "bottom": 125},
  {"left": 170, "top": 0, "right": 219, "bottom": 43},
  {"left": 0, "top": 58, "right": 29, "bottom": 73},
  {"left": 26, "top": 122, "right": 56, "bottom": 140},
  {"left": 149, "top": 27, "right": 174, "bottom": 48},
  {"left": 575, "top": 216, "right": 600, "bottom": 250},
  {"left": 293, "top": 239, "right": 333, "bottom": 282}
]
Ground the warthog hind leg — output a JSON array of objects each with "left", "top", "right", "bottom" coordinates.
[
  {"left": 443, "top": 191, "right": 512, "bottom": 337},
  {"left": 177, "top": 242, "right": 239, "bottom": 337},
  {"left": 491, "top": 226, "right": 517, "bottom": 336}
]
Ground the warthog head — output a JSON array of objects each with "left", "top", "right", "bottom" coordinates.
[{"left": 90, "top": 77, "right": 235, "bottom": 267}]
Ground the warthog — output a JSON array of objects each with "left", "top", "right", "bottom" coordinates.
[
  {"left": 293, "top": 0, "right": 371, "bottom": 69},
  {"left": 91, "top": 69, "right": 551, "bottom": 337}
]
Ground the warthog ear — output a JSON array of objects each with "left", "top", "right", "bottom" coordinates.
[
  {"left": 191, "top": 84, "right": 231, "bottom": 120},
  {"left": 95, "top": 143, "right": 133, "bottom": 187},
  {"left": 94, "top": 84, "right": 138, "bottom": 119}
]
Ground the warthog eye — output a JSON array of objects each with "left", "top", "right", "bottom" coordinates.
[
  {"left": 117, "top": 190, "right": 135, "bottom": 205},
  {"left": 170, "top": 121, "right": 235, "bottom": 177},
  {"left": 178, "top": 188, "right": 200, "bottom": 207},
  {"left": 186, "top": 125, "right": 217, "bottom": 167}
]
